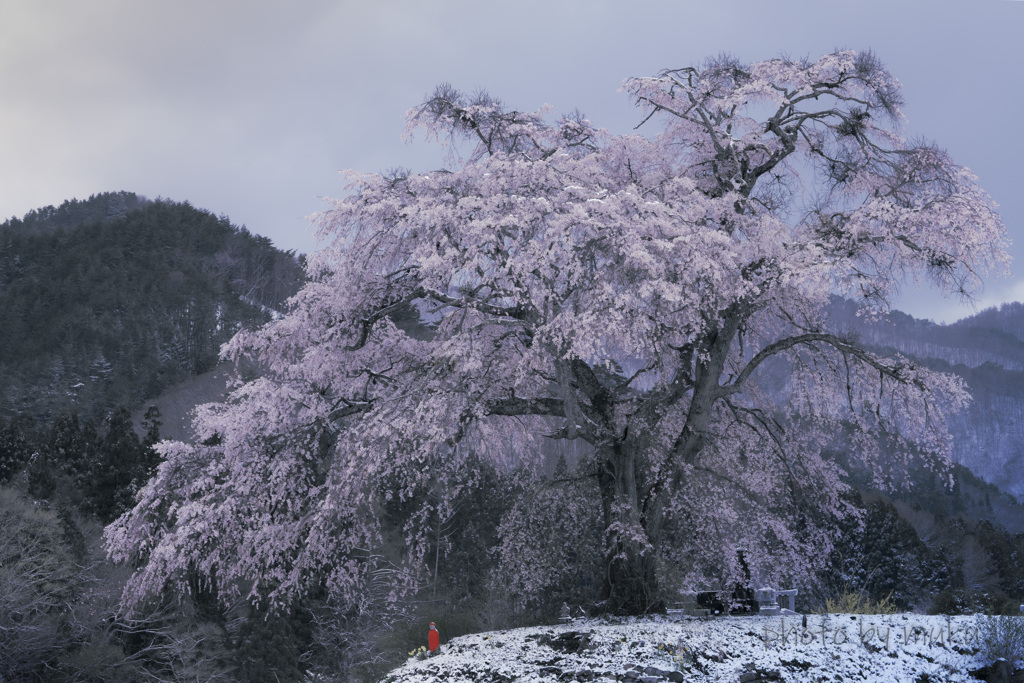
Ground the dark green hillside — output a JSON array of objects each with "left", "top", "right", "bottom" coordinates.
[{"left": 0, "top": 193, "right": 305, "bottom": 421}]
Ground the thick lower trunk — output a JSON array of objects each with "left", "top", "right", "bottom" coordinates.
[
  {"left": 589, "top": 315, "right": 740, "bottom": 615},
  {"left": 604, "top": 541, "right": 663, "bottom": 615},
  {"left": 597, "top": 441, "right": 664, "bottom": 615}
]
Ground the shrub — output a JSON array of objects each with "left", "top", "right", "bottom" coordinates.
[
  {"left": 927, "top": 588, "right": 973, "bottom": 615},
  {"left": 979, "top": 589, "right": 1022, "bottom": 616},
  {"left": 925, "top": 589, "right": 1019, "bottom": 616},
  {"left": 978, "top": 615, "right": 1024, "bottom": 668}
]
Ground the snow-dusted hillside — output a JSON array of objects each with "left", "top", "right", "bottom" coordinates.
[
  {"left": 382, "top": 614, "right": 1016, "bottom": 683},
  {"left": 827, "top": 299, "right": 1024, "bottom": 501}
]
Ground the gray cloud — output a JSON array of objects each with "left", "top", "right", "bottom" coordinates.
[{"left": 1, "top": 0, "right": 1020, "bottom": 321}]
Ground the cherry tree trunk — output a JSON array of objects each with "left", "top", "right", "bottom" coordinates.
[{"left": 596, "top": 441, "right": 664, "bottom": 615}]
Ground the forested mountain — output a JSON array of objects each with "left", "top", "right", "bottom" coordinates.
[
  {"left": 829, "top": 299, "right": 1024, "bottom": 500},
  {"left": 0, "top": 192, "right": 305, "bottom": 422},
  {"left": 0, "top": 194, "right": 311, "bottom": 680}
]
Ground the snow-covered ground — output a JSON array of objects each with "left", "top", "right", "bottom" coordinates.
[{"left": 382, "top": 613, "right": 1011, "bottom": 682}]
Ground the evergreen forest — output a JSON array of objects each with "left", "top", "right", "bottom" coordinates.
[{"left": 0, "top": 192, "right": 304, "bottom": 422}]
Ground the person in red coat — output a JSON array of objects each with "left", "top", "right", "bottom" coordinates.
[{"left": 428, "top": 622, "right": 439, "bottom": 653}]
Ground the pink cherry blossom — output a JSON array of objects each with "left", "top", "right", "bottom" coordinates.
[{"left": 106, "top": 51, "right": 1008, "bottom": 615}]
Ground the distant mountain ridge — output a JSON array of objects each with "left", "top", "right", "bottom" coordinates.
[
  {"left": 828, "top": 299, "right": 1024, "bottom": 372},
  {"left": 0, "top": 192, "right": 305, "bottom": 422},
  {"left": 828, "top": 299, "right": 1024, "bottom": 500},
  {"left": 3, "top": 191, "right": 150, "bottom": 236}
]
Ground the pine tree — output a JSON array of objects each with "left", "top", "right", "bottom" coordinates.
[
  {"left": 86, "top": 407, "right": 144, "bottom": 522},
  {"left": 0, "top": 415, "right": 34, "bottom": 482}
]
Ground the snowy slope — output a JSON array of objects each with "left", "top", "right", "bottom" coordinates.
[{"left": 382, "top": 614, "right": 1013, "bottom": 683}]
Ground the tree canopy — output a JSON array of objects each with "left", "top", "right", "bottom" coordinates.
[{"left": 106, "top": 51, "right": 1008, "bottom": 615}]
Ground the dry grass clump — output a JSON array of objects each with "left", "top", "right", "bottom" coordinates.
[{"left": 824, "top": 590, "right": 899, "bottom": 615}]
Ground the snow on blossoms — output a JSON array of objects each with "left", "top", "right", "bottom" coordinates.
[{"left": 106, "top": 51, "right": 1007, "bottom": 616}]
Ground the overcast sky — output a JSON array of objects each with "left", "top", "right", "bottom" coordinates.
[{"left": 2, "top": 0, "right": 1021, "bottom": 322}]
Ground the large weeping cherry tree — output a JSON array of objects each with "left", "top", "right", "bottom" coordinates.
[{"left": 106, "top": 51, "right": 1007, "bottom": 616}]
